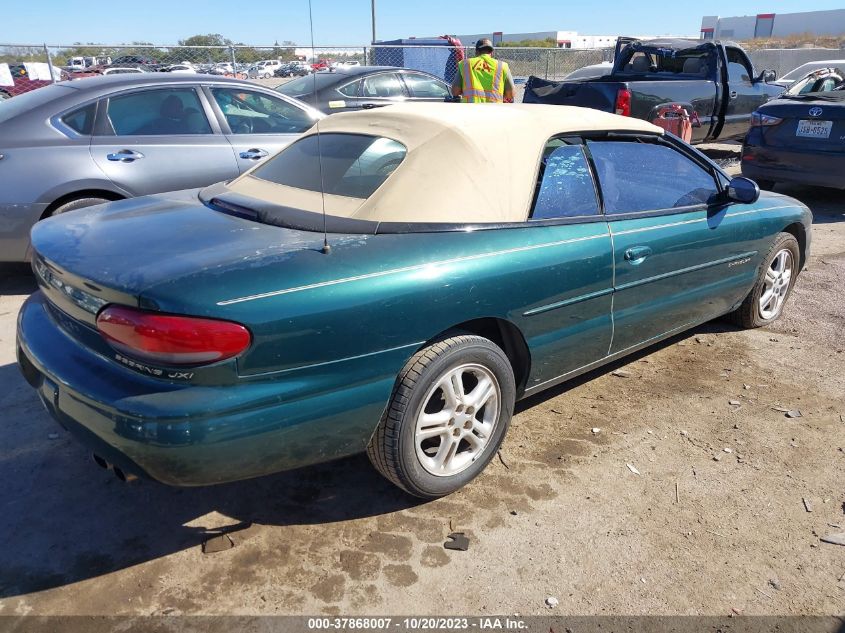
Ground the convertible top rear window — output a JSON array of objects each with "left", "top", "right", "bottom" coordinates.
[{"left": 251, "top": 133, "right": 407, "bottom": 199}]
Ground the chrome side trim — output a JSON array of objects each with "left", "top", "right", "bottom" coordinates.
[
  {"left": 612, "top": 217, "right": 703, "bottom": 236},
  {"left": 522, "top": 287, "right": 613, "bottom": 317},
  {"left": 217, "top": 232, "right": 609, "bottom": 305},
  {"left": 614, "top": 251, "right": 757, "bottom": 292},
  {"left": 239, "top": 340, "right": 425, "bottom": 378},
  {"left": 609, "top": 204, "right": 794, "bottom": 237}
]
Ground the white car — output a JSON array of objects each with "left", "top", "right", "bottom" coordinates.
[
  {"left": 773, "top": 59, "right": 845, "bottom": 88},
  {"left": 563, "top": 61, "right": 613, "bottom": 80},
  {"left": 249, "top": 60, "right": 283, "bottom": 79}
]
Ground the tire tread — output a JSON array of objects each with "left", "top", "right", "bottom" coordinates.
[{"left": 367, "top": 334, "right": 501, "bottom": 497}]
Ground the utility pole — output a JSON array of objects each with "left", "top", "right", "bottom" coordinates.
[{"left": 371, "top": 0, "right": 377, "bottom": 44}]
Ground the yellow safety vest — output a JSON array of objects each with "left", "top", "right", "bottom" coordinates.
[{"left": 458, "top": 54, "right": 507, "bottom": 103}]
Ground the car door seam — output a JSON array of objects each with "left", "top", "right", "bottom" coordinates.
[
  {"left": 607, "top": 224, "right": 616, "bottom": 356},
  {"left": 525, "top": 318, "right": 699, "bottom": 395}
]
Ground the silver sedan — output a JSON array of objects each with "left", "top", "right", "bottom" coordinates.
[{"left": 0, "top": 74, "right": 323, "bottom": 262}]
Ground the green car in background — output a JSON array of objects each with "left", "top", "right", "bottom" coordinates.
[{"left": 17, "top": 103, "right": 811, "bottom": 498}]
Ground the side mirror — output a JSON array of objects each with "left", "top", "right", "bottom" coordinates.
[
  {"left": 759, "top": 69, "right": 777, "bottom": 83},
  {"left": 726, "top": 177, "right": 760, "bottom": 204}
]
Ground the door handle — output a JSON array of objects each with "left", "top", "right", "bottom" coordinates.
[
  {"left": 106, "top": 150, "right": 144, "bottom": 162},
  {"left": 729, "top": 90, "right": 738, "bottom": 99},
  {"left": 624, "top": 246, "right": 653, "bottom": 264},
  {"left": 239, "top": 148, "right": 269, "bottom": 160}
]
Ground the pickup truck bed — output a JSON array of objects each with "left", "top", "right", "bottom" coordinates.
[{"left": 524, "top": 38, "right": 784, "bottom": 143}]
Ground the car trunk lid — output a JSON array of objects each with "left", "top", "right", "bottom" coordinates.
[
  {"left": 30, "top": 188, "right": 327, "bottom": 326},
  {"left": 756, "top": 93, "right": 845, "bottom": 152}
]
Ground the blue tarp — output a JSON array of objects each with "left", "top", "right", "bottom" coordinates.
[{"left": 372, "top": 38, "right": 460, "bottom": 82}]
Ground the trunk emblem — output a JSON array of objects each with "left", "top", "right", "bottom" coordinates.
[{"left": 808, "top": 107, "right": 823, "bottom": 118}]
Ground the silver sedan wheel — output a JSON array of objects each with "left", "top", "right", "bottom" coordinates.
[
  {"left": 759, "top": 249, "right": 793, "bottom": 320},
  {"left": 414, "top": 363, "right": 501, "bottom": 477}
]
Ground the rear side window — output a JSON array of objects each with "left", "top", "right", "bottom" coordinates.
[
  {"left": 402, "top": 73, "right": 450, "bottom": 98},
  {"left": 252, "top": 133, "right": 406, "bottom": 199},
  {"left": 361, "top": 73, "right": 406, "bottom": 98},
  {"left": 587, "top": 141, "right": 718, "bottom": 214},
  {"left": 210, "top": 88, "right": 314, "bottom": 134},
  {"left": 61, "top": 103, "right": 96, "bottom": 135},
  {"left": 337, "top": 80, "right": 361, "bottom": 97},
  {"left": 106, "top": 88, "right": 211, "bottom": 136},
  {"left": 531, "top": 143, "right": 598, "bottom": 220}
]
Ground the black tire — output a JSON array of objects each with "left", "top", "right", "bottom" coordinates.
[
  {"left": 727, "top": 232, "right": 800, "bottom": 329},
  {"left": 50, "top": 197, "right": 111, "bottom": 216},
  {"left": 367, "top": 334, "right": 516, "bottom": 499},
  {"left": 755, "top": 179, "right": 776, "bottom": 191}
]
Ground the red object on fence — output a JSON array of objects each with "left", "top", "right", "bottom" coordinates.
[
  {"left": 440, "top": 35, "right": 465, "bottom": 62},
  {"left": 651, "top": 104, "right": 693, "bottom": 143}
]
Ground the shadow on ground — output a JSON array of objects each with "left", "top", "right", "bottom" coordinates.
[
  {"left": 0, "top": 264, "right": 36, "bottom": 296},
  {"left": 772, "top": 184, "right": 845, "bottom": 224},
  {"left": 0, "top": 318, "right": 739, "bottom": 600}
]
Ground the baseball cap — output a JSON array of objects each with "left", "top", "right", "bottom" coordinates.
[{"left": 475, "top": 38, "right": 494, "bottom": 52}]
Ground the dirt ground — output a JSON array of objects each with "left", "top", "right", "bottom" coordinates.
[{"left": 0, "top": 176, "right": 843, "bottom": 617}]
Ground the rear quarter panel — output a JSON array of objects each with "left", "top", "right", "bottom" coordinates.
[{"left": 142, "top": 222, "right": 615, "bottom": 391}]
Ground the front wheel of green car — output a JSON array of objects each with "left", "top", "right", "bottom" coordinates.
[
  {"left": 728, "top": 232, "right": 800, "bottom": 328},
  {"left": 368, "top": 334, "right": 516, "bottom": 499}
]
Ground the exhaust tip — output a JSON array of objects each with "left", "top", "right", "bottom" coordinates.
[
  {"left": 92, "top": 454, "right": 110, "bottom": 469},
  {"left": 113, "top": 467, "right": 138, "bottom": 483}
]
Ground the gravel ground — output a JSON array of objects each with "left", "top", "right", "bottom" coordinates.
[{"left": 0, "top": 178, "right": 843, "bottom": 616}]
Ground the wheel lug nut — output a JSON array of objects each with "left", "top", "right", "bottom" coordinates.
[
  {"left": 452, "top": 428, "right": 460, "bottom": 437},
  {"left": 463, "top": 421, "right": 472, "bottom": 429}
]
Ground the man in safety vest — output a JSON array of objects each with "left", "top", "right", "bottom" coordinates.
[{"left": 451, "top": 38, "right": 515, "bottom": 103}]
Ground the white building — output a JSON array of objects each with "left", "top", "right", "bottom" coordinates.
[
  {"left": 701, "top": 9, "right": 845, "bottom": 41},
  {"left": 425, "top": 31, "right": 691, "bottom": 50}
]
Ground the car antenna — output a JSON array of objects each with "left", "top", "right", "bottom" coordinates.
[{"left": 308, "top": 0, "right": 331, "bottom": 254}]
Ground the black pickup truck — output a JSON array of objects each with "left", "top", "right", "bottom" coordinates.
[{"left": 524, "top": 38, "right": 785, "bottom": 143}]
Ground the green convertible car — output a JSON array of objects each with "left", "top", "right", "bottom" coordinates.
[{"left": 17, "top": 103, "right": 811, "bottom": 498}]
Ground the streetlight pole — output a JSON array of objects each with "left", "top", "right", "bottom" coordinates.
[{"left": 371, "top": 0, "right": 377, "bottom": 44}]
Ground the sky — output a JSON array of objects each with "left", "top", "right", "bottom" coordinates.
[{"left": 5, "top": 1, "right": 845, "bottom": 46}]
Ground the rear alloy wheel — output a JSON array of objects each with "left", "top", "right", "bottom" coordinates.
[
  {"left": 368, "top": 334, "right": 515, "bottom": 498},
  {"left": 727, "top": 232, "right": 800, "bottom": 328},
  {"left": 50, "top": 197, "right": 111, "bottom": 216}
]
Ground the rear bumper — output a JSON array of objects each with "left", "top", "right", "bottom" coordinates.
[
  {"left": 16, "top": 292, "right": 406, "bottom": 486},
  {"left": 741, "top": 141, "right": 845, "bottom": 190},
  {"left": 0, "top": 202, "right": 49, "bottom": 262}
]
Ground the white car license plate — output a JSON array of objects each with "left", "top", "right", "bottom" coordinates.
[{"left": 796, "top": 119, "right": 832, "bottom": 139}]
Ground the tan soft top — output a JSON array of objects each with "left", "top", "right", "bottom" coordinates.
[{"left": 226, "top": 102, "right": 664, "bottom": 224}]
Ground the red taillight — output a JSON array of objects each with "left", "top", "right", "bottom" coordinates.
[
  {"left": 615, "top": 88, "right": 631, "bottom": 116},
  {"left": 96, "top": 305, "right": 251, "bottom": 366}
]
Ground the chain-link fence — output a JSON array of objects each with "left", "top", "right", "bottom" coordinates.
[{"left": 0, "top": 41, "right": 841, "bottom": 101}]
